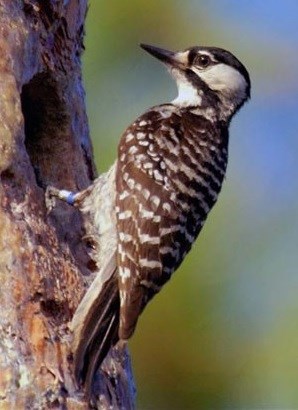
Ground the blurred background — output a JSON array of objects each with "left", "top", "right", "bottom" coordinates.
[{"left": 83, "top": 1, "right": 298, "bottom": 408}]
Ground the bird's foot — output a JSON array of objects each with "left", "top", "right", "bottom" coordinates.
[{"left": 45, "top": 185, "right": 77, "bottom": 213}]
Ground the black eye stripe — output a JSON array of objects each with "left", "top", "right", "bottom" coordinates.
[{"left": 188, "top": 49, "right": 197, "bottom": 65}]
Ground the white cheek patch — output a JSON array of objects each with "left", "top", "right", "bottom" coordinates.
[{"left": 193, "top": 63, "right": 247, "bottom": 102}]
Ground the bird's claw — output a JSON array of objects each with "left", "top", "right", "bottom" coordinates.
[{"left": 45, "top": 186, "right": 60, "bottom": 214}]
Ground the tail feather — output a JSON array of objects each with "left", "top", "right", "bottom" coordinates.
[
  {"left": 84, "top": 309, "right": 119, "bottom": 393},
  {"left": 70, "top": 253, "right": 119, "bottom": 394}
]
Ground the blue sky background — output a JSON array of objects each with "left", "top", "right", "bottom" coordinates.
[{"left": 83, "top": 1, "right": 298, "bottom": 408}]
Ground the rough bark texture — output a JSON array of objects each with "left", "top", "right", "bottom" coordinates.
[{"left": 0, "top": 1, "right": 135, "bottom": 408}]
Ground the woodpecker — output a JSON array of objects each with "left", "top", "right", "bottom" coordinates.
[{"left": 47, "top": 44, "right": 250, "bottom": 394}]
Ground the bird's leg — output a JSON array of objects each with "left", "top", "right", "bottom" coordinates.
[{"left": 45, "top": 185, "right": 79, "bottom": 213}]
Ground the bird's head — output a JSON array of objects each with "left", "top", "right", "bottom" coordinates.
[{"left": 141, "top": 43, "right": 251, "bottom": 120}]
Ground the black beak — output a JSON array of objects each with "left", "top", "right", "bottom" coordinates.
[{"left": 140, "top": 44, "right": 179, "bottom": 67}]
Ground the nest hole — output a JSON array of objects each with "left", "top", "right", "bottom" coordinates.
[{"left": 21, "top": 72, "right": 70, "bottom": 188}]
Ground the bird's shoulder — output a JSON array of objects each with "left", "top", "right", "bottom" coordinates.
[{"left": 118, "top": 103, "right": 221, "bottom": 157}]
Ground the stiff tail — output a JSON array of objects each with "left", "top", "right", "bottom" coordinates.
[{"left": 71, "top": 254, "right": 119, "bottom": 395}]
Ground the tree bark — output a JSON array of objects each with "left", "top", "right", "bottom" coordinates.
[{"left": 0, "top": 1, "right": 135, "bottom": 408}]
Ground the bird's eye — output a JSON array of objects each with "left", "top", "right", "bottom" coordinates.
[{"left": 196, "top": 54, "right": 211, "bottom": 68}]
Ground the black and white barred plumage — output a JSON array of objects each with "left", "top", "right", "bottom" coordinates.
[
  {"left": 116, "top": 104, "right": 230, "bottom": 341},
  {"left": 48, "top": 44, "right": 250, "bottom": 394}
]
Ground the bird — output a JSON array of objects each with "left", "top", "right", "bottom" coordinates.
[{"left": 46, "top": 43, "right": 251, "bottom": 395}]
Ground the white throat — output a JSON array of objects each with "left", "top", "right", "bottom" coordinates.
[
  {"left": 171, "top": 80, "right": 202, "bottom": 107},
  {"left": 170, "top": 69, "right": 202, "bottom": 107}
]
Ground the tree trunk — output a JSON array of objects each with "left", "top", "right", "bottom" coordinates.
[{"left": 0, "top": 1, "right": 135, "bottom": 408}]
